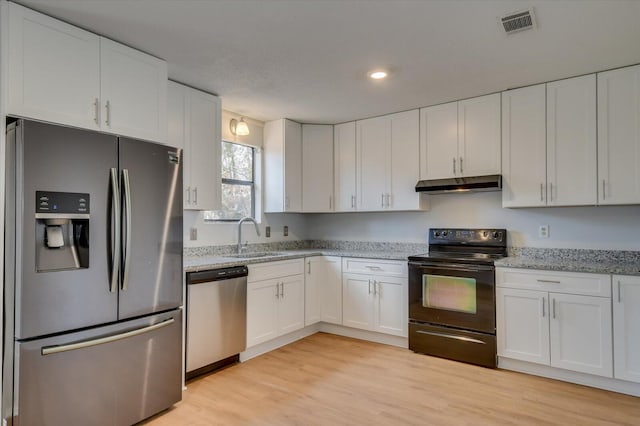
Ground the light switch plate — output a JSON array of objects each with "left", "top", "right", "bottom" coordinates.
[
  {"left": 265, "top": 226, "right": 271, "bottom": 238},
  {"left": 190, "top": 227, "right": 197, "bottom": 241},
  {"left": 283, "top": 225, "right": 288, "bottom": 237}
]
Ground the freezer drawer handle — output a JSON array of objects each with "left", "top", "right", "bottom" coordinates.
[
  {"left": 41, "top": 318, "right": 175, "bottom": 356},
  {"left": 415, "top": 330, "right": 486, "bottom": 345},
  {"left": 121, "top": 169, "right": 133, "bottom": 291},
  {"left": 109, "top": 168, "right": 121, "bottom": 293}
]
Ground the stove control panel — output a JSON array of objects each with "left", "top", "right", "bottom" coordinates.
[{"left": 429, "top": 228, "right": 507, "bottom": 246}]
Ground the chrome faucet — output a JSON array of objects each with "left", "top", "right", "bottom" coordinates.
[{"left": 237, "top": 216, "right": 260, "bottom": 254}]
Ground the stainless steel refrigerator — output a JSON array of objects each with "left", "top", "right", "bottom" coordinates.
[{"left": 3, "top": 119, "right": 183, "bottom": 425}]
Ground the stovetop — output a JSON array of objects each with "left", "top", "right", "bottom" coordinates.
[
  {"left": 408, "top": 228, "right": 507, "bottom": 266},
  {"left": 408, "top": 251, "right": 506, "bottom": 265}
]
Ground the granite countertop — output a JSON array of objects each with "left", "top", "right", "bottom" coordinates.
[{"left": 184, "top": 249, "right": 422, "bottom": 272}]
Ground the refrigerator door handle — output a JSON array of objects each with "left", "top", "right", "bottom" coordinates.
[
  {"left": 41, "top": 318, "right": 175, "bottom": 356},
  {"left": 109, "top": 168, "right": 121, "bottom": 293},
  {"left": 121, "top": 169, "right": 133, "bottom": 291}
]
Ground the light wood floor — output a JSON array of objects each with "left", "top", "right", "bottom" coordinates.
[{"left": 144, "top": 333, "right": 640, "bottom": 425}]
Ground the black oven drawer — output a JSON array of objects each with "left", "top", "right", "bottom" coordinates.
[{"left": 409, "top": 321, "right": 496, "bottom": 368}]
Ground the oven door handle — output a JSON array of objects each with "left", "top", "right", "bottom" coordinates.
[
  {"left": 408, "top": 262, "right": 495, "bottom": 273},
  {"left": 415, "top": 330, "right": 486, "bottom": 345}
]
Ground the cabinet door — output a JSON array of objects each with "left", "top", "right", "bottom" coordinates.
[
  {"left": 598, "top": 65, "right": 640, "bottom": 205},
  {"left": 389, "top": 110, "right": 421, "bottom": 210},
  {"left": 342, "top": 274, "right": 374, "bottom": 330},
  {"left": 496, "top": 288, "right": 550, "bottom": 365},
  {"left": 549, "top": 293, "right": 612, "bottom": 377},
  {"left": 166, "top": 82, "right": 192, "bottom": 209},
  {"left": 8, "top": 3, "right": 101, "bottom": 130},
  {"left": 304, "top": 257, "right": 322, "bottom": 326},
  {"left": 373, "top": 276, "right": 407, "bottom": 337},
  {"left": 419, "top": 102, "right": 458, "bottom": 179},
  {"left": 246, "top": 280, "right": 279, "bottom": 347},
  {"left": 546, "top": 75, "right": 597, "bottom": 206},
  {"left": 357, "top": 116, "right": 390, "bottom": 211},
  {"left": 613, "top": 275, "right": 640, "bottom": 383},
  {"left": 320, "top": 256, "right": 343, "bottom": 325},
  {"left": 302, "top": 125, "right": 334, "bottom": 212},
  {"left": 186, "top": 88, "right": 221, "bottom": 211},
  {"left": 334, "top": 122, "right": 357, "bottom": 211},
  {"left": 284, "top": 120, "right": 303, "bottom": 211},
  {"left": 458, "top": 93, "right": 501, "bottom": 177},
  {"left": 278, "top": 275, "right": 305, "bottom": 335},
  {"left": 100, "top": 38, "right": 167, "bottom": 142},
  {"left": 501, "top": 85, "right": 547, "bottom": 207}
]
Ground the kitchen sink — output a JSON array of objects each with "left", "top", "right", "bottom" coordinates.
[{"left": 228, "top": 252, "right": 279, "bottom": 259}]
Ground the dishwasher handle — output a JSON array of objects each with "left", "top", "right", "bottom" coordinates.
[{"left": 188, "top": 266, "right": 248, "bottom": 284}]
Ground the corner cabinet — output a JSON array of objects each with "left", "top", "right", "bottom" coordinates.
[
  {"left": 612, "top": 275, "right": 640, "bottom": 383},
  {"left": 356, "top": 110, "right": 426, "bottom": 211},
  {"left": 304, "top": 256, "right": 342, "bottom": 326},
  {"left": 597, "top": 65, "right": 640, "bottom": 205},
  {"left": 302, "top": 125, "right": 334, "bottom": 212},
  {"left": 334, "top": 122, "right": 357, "bottom": 211},
  {"left": 7, "top": 2, "right": 167, "bottom": 143},
  {"left": 264, "top": 119, "right": 302, "bottom": 212},
  {"left": 496, "top": 268, "right": 612, "bottom": 378},
  {"left": 167, "top": 81, "right": 221, "bottom": 211},
  {"left": 420, "top": 93, "right": 501, "bottom": 180}
]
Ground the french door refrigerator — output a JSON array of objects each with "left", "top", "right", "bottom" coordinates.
[{"left": 3, "top": 119, "right": 183, "bottom": 425}]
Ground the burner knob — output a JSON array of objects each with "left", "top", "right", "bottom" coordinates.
[
  {"left": 483, "top": 231, "right": 488, "bottom": 238},
  {"left": 434, "top": 231, "right": 440, "bottom": 237},
  {"left": 442, "top": 231, "right": 448, "bottom": 237},
  {"left": 492, "top": 231, "right": 500, "bottom": 239}
]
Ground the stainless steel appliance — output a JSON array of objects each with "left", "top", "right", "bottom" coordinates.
[
  {"left": 186, "top": 266, "right": 248, "bottom": 380},
  {"left": 3, "top": 119, "right": 183, "bottom": 425},
  {"left": 408, "top": 228, "right": 507, "bottom": 368}
]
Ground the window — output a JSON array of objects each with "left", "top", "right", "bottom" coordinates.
[{"left": 205, "top": 141, "right": 255, "bottom": 221}]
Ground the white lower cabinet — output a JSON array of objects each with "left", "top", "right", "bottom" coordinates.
[
  {"left": 305, "top": 256, "right": 342, "bottom": 326},
  {"left": 613, "top": 275, "right": 640, "bottom": 383},
  {"left": 246, "top": 260, "right": 305, "bottom": 348},
  {"left": 497, "top": 268, "right": 612, "bottom": 378},
  {"left": 342, "top": 258, "right": 407, "bottom": 337}
]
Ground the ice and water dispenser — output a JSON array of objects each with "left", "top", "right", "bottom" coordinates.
[{"left": 35, "top": 191, "right": 90, "bottom": 272}]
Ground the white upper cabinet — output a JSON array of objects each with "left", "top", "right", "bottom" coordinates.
[
  {"left": 334, "top": 122, "right": 357, "bottom": 211},
  {"left": 501, "top": 84, "right": 547, "bottom": 207},
  {"left": 597, "top": 65, "right": 640, "bottom": 205},
  {"left": 458, "top": 93, "right": 501, "bottom": 177},
  {"left": 8, "top": 2, "right": 101, "bottom": 130},
  {"left": 357, "top": 110, "right": 425, "bottom": 211},
  {"left": 302, "top": 124, "right": 334, "bottom": 212},
  {"left": 99, "top": 38, "right": 167, "bottom": 143},
  {"left": 264, "top": 119, "right": 302, "bottom": 212},
  {"left": 167, "top": 81, "right": 221, "bottom": 211},
  {"left": 6, "top": 2, "right": 168, "bottom": 143},
  {"left": 420, "top": 94, "right": 501, "bottom": 180},
  {"left": 546, "top": 74, "right": 597, "bottom": 206}
]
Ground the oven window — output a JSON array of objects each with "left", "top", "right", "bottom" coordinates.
[{"left": 423, "top": 274, "right": 477, "bottom": 314}]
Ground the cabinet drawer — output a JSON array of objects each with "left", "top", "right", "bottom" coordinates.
[
  {"left": 248, "top": 259, "right": 304, "bottom": 283},
  {"left": 496, "top": 267, "right": 611, "bottom": 297},
  {"left": 342, "top": 258, "right": 407, "bottom": 277}
]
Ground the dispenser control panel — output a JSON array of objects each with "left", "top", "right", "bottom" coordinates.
[{"left": 36, "top": 191, "right": 90, "bottom": 214}]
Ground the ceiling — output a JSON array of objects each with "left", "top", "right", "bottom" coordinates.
[{"left": 15, "top": 0, "right": 640, "bottom": 124}]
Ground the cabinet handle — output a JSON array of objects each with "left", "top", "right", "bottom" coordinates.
[
  {"left": 351, "top": 195, "right": 356, "bottom": 209},
  {"left": 453, "top": 157, "right": 456, "bottom": 174},
  {"left": 541, "top": 296, "right": 545, "bottom": 317},
  {"left": 94, "top": 98, "right": 100, "bottom": 125},
  {"left": 552, "top": 298, "right": 556, "bottom": 319},
  {"left": 602, "top": 180, "right": 606, "bottom": 200},
  {"left": 459, "top": 157, "right": 463, "bottom": 174},
  {"left": 381, "top": 193, "right": 385, "bottom": 208},
  {"left": 540, "top": 183, "right": 544, "bottom": 202},
  {"left": 386, "top": 193, "right": 391, "bottom": 208},
  {"left": 193, "top": 187, "right": 198, "bottom": 205},
  {"left": 329, "top": 195, "right": 332, "bottom": 210},
  {"left": 549, "top": 183, "right": 553, "bottom": 202},
  {"left": 276, "top": 282, "right": 280, "bottom": 298},
  {"left": 285, "top": 196, "right": 290, "bottom": 209},
  {"left": 105, "top": 100, "right": 111, "bottom": 126},
  {"left": 536, "top": 279, "right": 561, "bottom": 284},
  {"left": 368, "top": 280, "right": 372, "bottom": 294},
  {"left": 186, "top": 186, "right": 191, "bottom": 204},
  {"left": 372, "top": 280, "right": 377, "bottom": 295},
  {"left": 280, "top": 282, "right": 284, "bottom": 298},
  {"left": 618, "top": 280, "right": 621, "bottom": 303},
  {"left": 307, "top": 260, "right": 311, "bottom": 274}
]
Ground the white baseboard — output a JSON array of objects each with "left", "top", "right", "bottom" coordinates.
[
  {"left": 240, "top": 324, "right": 321, "bottom": 362},
  {"left": 498, "top": 357, "right": 640, "bottom": 397}
]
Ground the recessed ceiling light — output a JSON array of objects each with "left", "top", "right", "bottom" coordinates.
[{"left": 368, "top": 70, "right": 388, "bottom": 80}]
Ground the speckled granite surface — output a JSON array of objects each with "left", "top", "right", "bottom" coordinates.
[
  {"left": 184, "top": 240, "right": 428, "bottom": 272},
  {"left": 497, "top": 248, "right": 640, "bottom": 276}
]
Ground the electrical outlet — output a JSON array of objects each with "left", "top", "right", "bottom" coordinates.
[
  {"left": 265, "top": 226, "right": 271, "bottom": 238},
  {"left": 190, "top": 227, "right": 198, "bottom": 241},
  {"left": 538, "top": 225, "right": 549, "bottom": 238},
  {"left": 283, "top": 225, "right": 288, "bottom": 237}
]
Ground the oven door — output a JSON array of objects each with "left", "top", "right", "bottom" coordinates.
[{"left": 408, "top": 261, "right": 495, "bottom": 334}]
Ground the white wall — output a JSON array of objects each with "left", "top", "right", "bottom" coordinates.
[{"left": 305, "top": 191, "right": 640, "bottom": 250}]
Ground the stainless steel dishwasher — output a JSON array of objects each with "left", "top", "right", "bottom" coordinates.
[{"left": 186, "top": 265, "right": 248, "bottom": 380}]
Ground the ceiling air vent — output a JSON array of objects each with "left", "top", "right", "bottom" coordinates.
[{"left": 500, "top": 8, "right": 536, "bottom": 34}]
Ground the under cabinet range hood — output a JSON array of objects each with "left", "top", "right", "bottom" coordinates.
[{"left": 415, "top": 175, "right": 502, "bottom": 194}]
